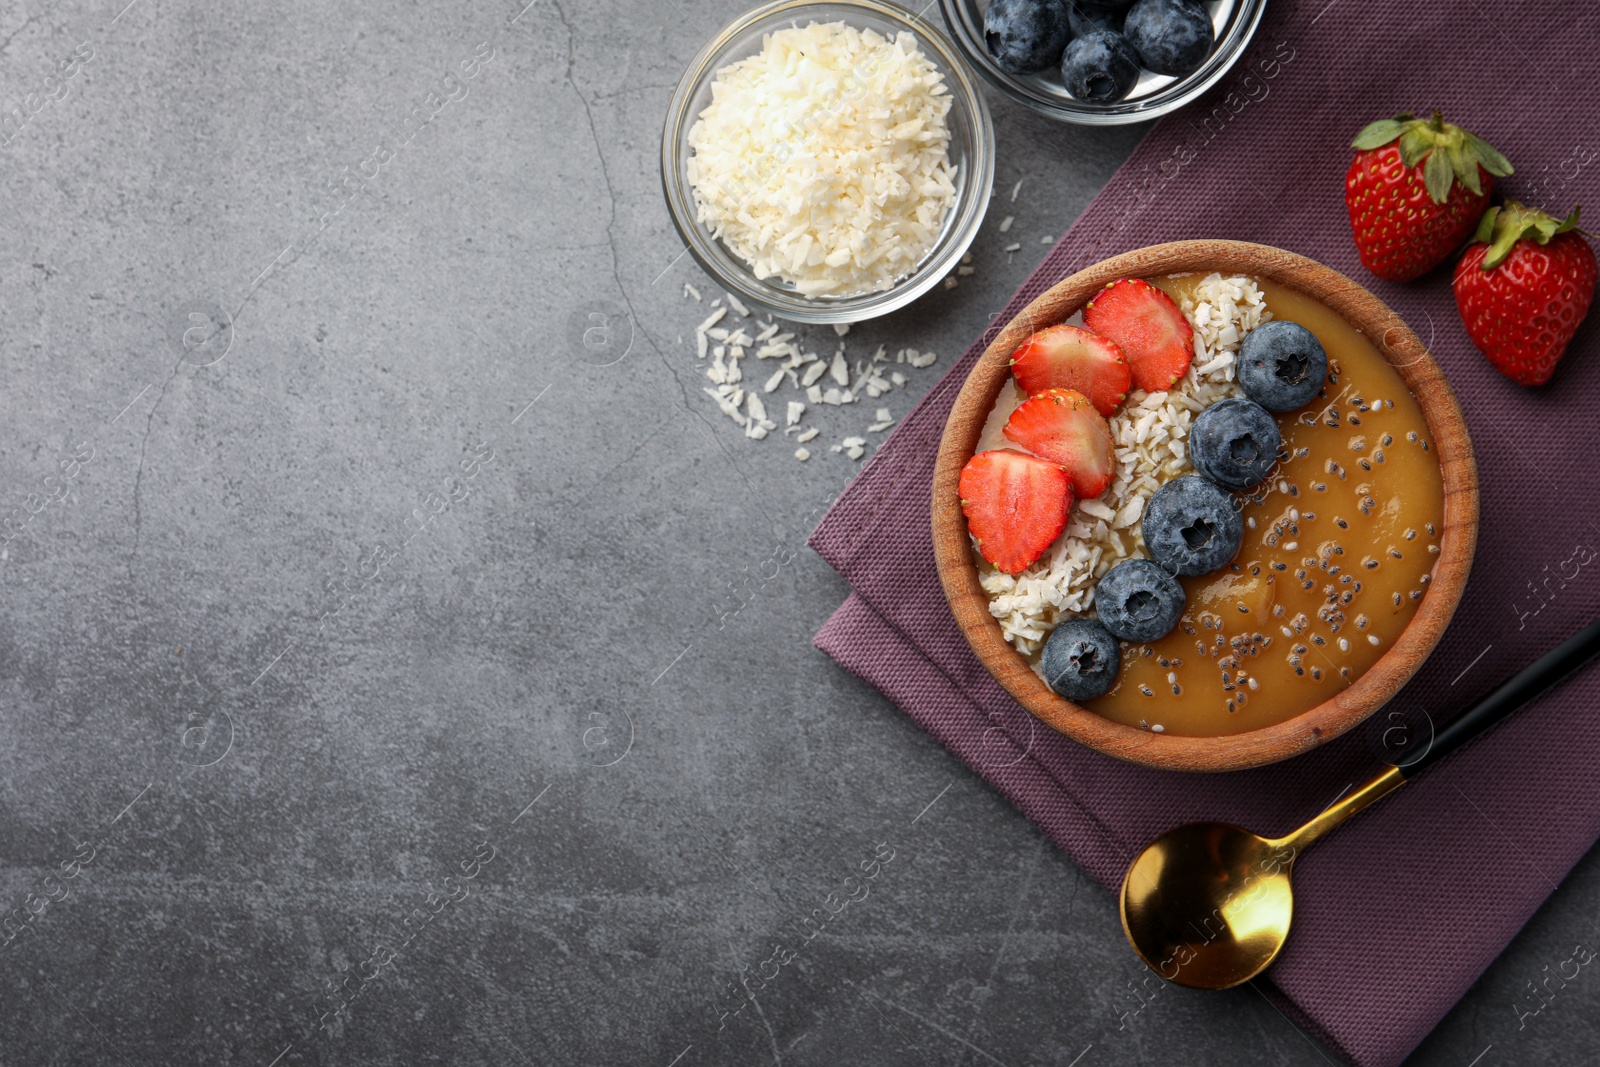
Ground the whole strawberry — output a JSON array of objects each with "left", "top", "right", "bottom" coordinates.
[
  {"left": 1453, "top": 201, "right": 1597, "bottom": 386},
  {"left": 1346, "top": 111, "right": 1513, "bottom": 282}
]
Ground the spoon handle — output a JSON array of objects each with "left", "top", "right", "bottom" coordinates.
[{"left": 1398, "top": 616, "right": 1600, "bottom": 779}]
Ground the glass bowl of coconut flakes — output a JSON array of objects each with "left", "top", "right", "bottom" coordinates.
[{"left": 662, "top": 0, "right": 995, "bottom": 324}]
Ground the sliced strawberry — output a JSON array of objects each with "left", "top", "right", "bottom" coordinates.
[
  {"left": 1082, "top": 278, "right": 1195, "bottom": 392},
  {"left": 1009, "top": 324, "right": 1132, "bottom": 416},
  {"left": 1002, "top": 388, "right": 1115, "bottom": 499},
  {"left": 959, "top": 449, "right": 1073, "bottom": 575}
]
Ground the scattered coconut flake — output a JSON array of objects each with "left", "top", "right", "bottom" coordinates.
[
  {"left": 829, "top": 351, "right": 850, "bottom": 386},
  {"left": 794, "top": 447, "right": 811, "bottom": 461},
  {"left": 1010, "top": 179, "right": 1023, "bottom": 202},
  {"left": 796, "top": 427, "right": 819, "bottom": 443},
  {"left": 684, "top": 283, "right": 702, "bottom": 301},
  {"left": 704, "top": 387, "right": 746, "bottom": 426},
  {"left": 683, "top": 280, "right": 945, "bottom": 445},
  {"left": 999, "top": 215, "right": 1014, "bottom": 233}
]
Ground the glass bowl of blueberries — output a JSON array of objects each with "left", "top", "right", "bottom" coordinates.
[{"left": 939, "top": 0, "right": 1266, "bottom": 124}]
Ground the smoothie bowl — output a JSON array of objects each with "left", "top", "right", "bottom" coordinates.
[{"left": 931, "top": 241, "right": 1478, "bottom": 772}]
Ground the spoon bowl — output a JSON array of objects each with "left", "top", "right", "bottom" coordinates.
[
  {"left": 1120, "top": 766, "right": 1406, "bottom": 989},
  {"left": 1119, "top": 821, "right": 1298, "bottom": 989}
]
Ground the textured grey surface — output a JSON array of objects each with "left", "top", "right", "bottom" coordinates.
[{"left": 0, "top": 1, "right": 1597, "bottom": 1064}]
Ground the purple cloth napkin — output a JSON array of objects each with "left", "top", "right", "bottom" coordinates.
[{"left": 809, "top": 3, "right": 1600, "bottom": 1064}]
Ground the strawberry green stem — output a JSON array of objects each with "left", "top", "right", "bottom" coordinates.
[
  {"left": 1471, "top": 200, "right": 1584, "bottom": 270},
  {"left": 1350, "top": 111, "right": 1513, "bottom": 203}
]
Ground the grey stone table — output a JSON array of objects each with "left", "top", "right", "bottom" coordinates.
[{"left": 0, "top": 1, "right": 1595, "bottom": 1064}]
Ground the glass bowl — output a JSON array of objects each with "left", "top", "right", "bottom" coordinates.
[
  {"left": 661, "top": 0, "right": 995, "bottom": 324},
  {"left": 939, "top": 0, "right": 1267, "bottom": 125}
]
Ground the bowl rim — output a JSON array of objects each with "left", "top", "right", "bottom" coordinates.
[
  {"left": 938, "top": 0, "right": 1267, "bottom": 126},
  {"left": 930, "top": 240, "right": 1481, "bottom": 773},
  {"left": 660, "top": 0, "right": 995, "bottom": 324}
]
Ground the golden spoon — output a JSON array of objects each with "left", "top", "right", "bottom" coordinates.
[{"left": 1120, "top": 617, "right": 1600, "bottom": 990}]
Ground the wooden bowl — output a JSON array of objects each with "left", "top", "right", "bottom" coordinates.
[{"left": 932, "top": 241, "right": 1479, "bottom": 772}]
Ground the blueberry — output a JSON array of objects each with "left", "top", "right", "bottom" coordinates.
[
  {"left": 1040, "top": 618, "right": 1122, "bottom": 701},
  {"left": 1065, "top": 0, "right": 1131, "bottom": 35},
  {"left": 1123, "top": 0, "right": 1214, "bottom": 77},
  {"left": 1059, "top": 29, "right": 1142, "bottom": 103},
  {"left": 1237, "top": 321, "right": 1328, "bottom": 412},
  {"left": 984, "top": 0, "right": 1072, "bottom": 75},
  {"left": 1189, "top": 398, "right": 1282, "bottom": 490},
  {"left": 1095, "top": 558, "right": 1186, "bottom": 642},
  {"left": 1141, "top": 476, "right": 1242, "bottom": 576}
]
